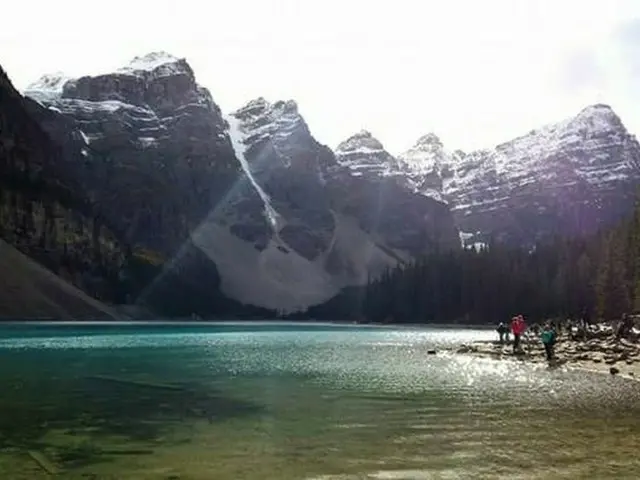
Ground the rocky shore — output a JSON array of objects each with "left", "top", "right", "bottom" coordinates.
[{"left": 451, "top": 322, "right": 640, "bottom": 379}]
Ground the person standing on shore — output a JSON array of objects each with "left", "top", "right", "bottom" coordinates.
[
  {"left": 497, "top": 322, "right": 508, "bottom": 343},
  {"left": 511, "top": 315, "right": 526, "bottom": 353},
  {"left": 541, "top": 322, "right": 556, "bottom": 361}
]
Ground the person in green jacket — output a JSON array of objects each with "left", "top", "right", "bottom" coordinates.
[{"left": 540, "top": 323, "right": 556, "bottom": 361}]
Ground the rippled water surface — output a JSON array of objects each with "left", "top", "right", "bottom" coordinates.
[{"left": 0, "top": 322, "right": 639, "bottom": 479}]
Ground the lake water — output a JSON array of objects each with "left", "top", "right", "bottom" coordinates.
[{"left": 0, "top": 322, "right": 639, "bottom": 479}]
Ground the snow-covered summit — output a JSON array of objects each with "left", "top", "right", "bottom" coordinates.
[
  {"left": 24, "top": 73, "right": 72, "bottom": 103},
  {"left": 24, "top": 50, "right": 211, "bottom": 118},
  {"left": 230, "top": 97, "right": 306, "bottom": 154},
  {"left": 415, "top": 132, "right": 444, "bottom": 148},
  {"left": 402, "top": 103, "right": 640, "bottom": 245},
  {"left": 334, "top": 130, "right": 399, "bottom": 176},
  {"left": 116, "top": 51, "right": 192, "bottom": 79},
  {"left": 335, "top": 130, "right": 385, "bottom": 155},
  {"left": 26, "top": 53, "right": 190, "bottom": 102},
  {"left": 118, "top": 51, "right": 182, "bottom": 73},
  {"left": 398, "top": 132, "right": 456, "bottom": 174},
  {"left": 492, "top": 103, "right": 624, "bottom": 165}
]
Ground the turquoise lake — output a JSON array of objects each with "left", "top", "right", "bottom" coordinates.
[{"left": 0, "top": 322, "right": 639, "bottom": 479}]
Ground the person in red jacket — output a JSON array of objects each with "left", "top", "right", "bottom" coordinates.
[{"left": 511, "top": 314, "right": 527, "bottom": 353}]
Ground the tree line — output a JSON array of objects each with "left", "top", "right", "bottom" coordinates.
[{"left": 300, "top": 199, "right": 640, "bottom": 325}]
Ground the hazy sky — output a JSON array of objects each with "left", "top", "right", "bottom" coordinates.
[{"left": 2, "top": 0, "right": 640, "bottom": 153}]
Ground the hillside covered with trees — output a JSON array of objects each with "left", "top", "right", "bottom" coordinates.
[{"left": 301, "top": 199, "right": 640, "bottom": 325}]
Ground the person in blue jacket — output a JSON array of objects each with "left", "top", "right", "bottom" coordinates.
[{"left": 540, "top": 322, "right": 556, "bottom": 361}]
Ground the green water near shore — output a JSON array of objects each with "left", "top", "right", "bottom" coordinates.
[{"left": 0, "top": 322, "right": 639, "bottom": 479}]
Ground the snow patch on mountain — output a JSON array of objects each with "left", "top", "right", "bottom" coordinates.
[
  {"left": 192, "top": 214, "right": 399, "bottom": 313},
  {"left": 335, "top": 130, "right": 399, "bottom": 176},
  {"left": 224, "top": 113, "right": 280, "bottom": 229},
  {"left": 117, "top": 51, "right": 186, "bottom": 76},
  {"left": 399, "top": 133, "right": 448, "bottom": 172},
  {"left": 24, "top": 73, "right": 71, "bottom": 103},
  {"left": 231, "top": 98, "right": 307, "bottom": 167}
]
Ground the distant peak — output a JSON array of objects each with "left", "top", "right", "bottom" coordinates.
[
  {"left": 234, "top": 97, "right": 301, "bottom": 119},
  {"left": 117, "top": 51, "right": 186, "bottom": 74},
  {"left": 246, "top": 97, "right": 269, "bottom": 108},
  {"left": 273, "top": 99, "right": 298, "bottom": 114},
  {"left": 565, "top": 103, "right": 624, "bottom": 132},
  {"left": 583, "top": 103, "right": 613, "bottom": 112},
  {"left": 354, "top": 130, "right": 374, "bottom": 139},
  {"left": 452, "top": 149, "right": 466, "bottom": 159},
  {"left": 575, "top": 103, "right": 617, "bottom": 119},
  {"left": 24, "top": 72, "right": 72, "bottom": 98},
  {"left": 336, "top": 130, "right": 385, "bottom": 154},
  {"left": 233, "top": 97, "right": 268, "bottom": 115},
  {"left": 344, "top": 130, "right": 378, "bottom": 141},
  {"left": 414, "top": 133, "right": 443, "bottom": 148}
]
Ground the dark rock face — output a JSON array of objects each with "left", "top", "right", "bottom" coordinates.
[
  {"left": 0, "top": 65, "right": 127, "bottom": 302},
  {"left": 21, "top": 53, "right": 246, "bottom": 314},
  {"left": 26, "top": 52, "right": 239, "bottom": 255},
  {"left": 230, "top": 97, "right": 337, "bottom": 260},
  {"left": 398, "top": 105, "right": 640, "bottom": 246}
]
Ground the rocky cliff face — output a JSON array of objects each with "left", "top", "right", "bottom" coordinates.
[
  {"left": 25, "top": 53, "right": 257, "bottom": 314},
  {"left": 26, "top": 52, "right": 239, "bottom": 255},
  {"left": 0, "top": 65, "right": 128, "bottom": 303},
  {"left": 396, "top": 105, "right": 640, "bottom": 245}
]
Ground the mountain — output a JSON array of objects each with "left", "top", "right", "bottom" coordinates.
[
  {"left": 24, "top": 54, "right": 459, "bottom": 314},
  {"left": 332, "top": 130, "right": 458, "bottom": 253},
  {"left": 397, "top": 105, "right": 640, "bottom": 245},
  {"left": 22, "top": 53, "right": 272, "bottom": 315},
  {"left": 20, "top": 51, "right": 635, "bottom": 316},
  {"left": 0, "top": 64, "right": 132, "bottom": 310},
  {"left": 334, "top": 130, "right": 401, "bottom": 176},
  {"left": 191, "top": 99, "right": 458, "bottom": 312},
  {"left": 25, "top": 51, "right": 239, "bottom": 254}
]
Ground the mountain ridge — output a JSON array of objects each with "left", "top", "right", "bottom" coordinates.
[
  {"left": 22, "top": 54, "right": 458, "bottom": 314},
  {"left": 15, "top": 52, "right": 640, "bottom": 313},
  {"left": 338, "top": 102, "right": 640, "bottom": 245}
]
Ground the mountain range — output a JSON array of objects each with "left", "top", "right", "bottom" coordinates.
[{"left": 2, "top": 51, "right": 640, "bottom": 316}]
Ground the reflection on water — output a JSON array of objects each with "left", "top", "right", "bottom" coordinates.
[{"left": 0, "top": 322, "right": 639, "bottom": 479}]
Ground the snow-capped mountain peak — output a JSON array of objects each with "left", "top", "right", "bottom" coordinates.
[
  {"left": 24, "top": 73, "right": 72, "bottom": 103},
  {"left": 335, "top": 130, "right": 385, "bottom": 155},
  {"left": 397, "top": 103, "right": 640, "bottom": 245},
  {"left": 574, "top": 103, "right": 620, "bottom": 126},
  {"left": 230, "top": 97, "right": 306, "bottom": 154},
  {"left": 116, "top": 51, "right": 190, "bottom": 78},
  {"left": 335, "top": 130, "right": 399, "bottom": 176},
  {"left": 25, "top": 51, "right": 211, "bottom": 118},
  {"left": 27, "top": 53, "right": 192, "bottom": 105},
  {"left": 398, "top": 131, "right": 452, "bottom": 180},
  {"left": 414, "top": 132, "right": 444, "bottom": 149}
]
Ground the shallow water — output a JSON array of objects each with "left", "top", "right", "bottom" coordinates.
[{"left": 0, "top": 322, "right": 639, "bottom": 479}]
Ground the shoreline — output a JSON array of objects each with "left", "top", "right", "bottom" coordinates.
[{"left": 448, "top": 334, "right": 640, "bottom": 381}]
